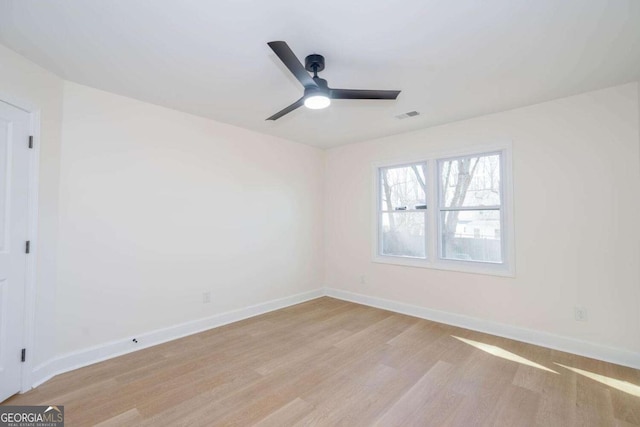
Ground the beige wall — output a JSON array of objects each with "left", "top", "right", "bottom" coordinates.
[
  {"left": 56, "top": 81, "right": 325, "bottom": 354},
  {"left": 0, "top": 44, "right": 64, "bottom": 367},
  {"left": 325, "top": 83, "right": 640, "bottom": 355}
]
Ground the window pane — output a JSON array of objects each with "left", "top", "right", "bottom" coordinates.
[
  {"left": 441, "top": 154, "right": 501, "bottom": 208},
  {"left": 381, "top": 163, "right": 427, "bottom": 211},
  {"left": 381, "top": 212, "right": 426, "bottom": 258},
  {"left": 441, "top": 210, "right": 502, "bottom": 262}
]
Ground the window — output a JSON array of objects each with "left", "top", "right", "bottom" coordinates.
[
  {"left": 379, "top": 162, "right": 428, "bottom": 258},
  {"left": 439, "top": 153, "right": 503, "bottom": 263},
  {"left": 374, "top": 148, "right": 512, "bottom": 276}
]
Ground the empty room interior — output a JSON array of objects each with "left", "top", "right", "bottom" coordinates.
[{"left": 1, "top": 0, "right": 640, "bottom": 425}]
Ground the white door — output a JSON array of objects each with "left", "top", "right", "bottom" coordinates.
[{"left": 0, "top": 100, "right": 30, "bottom": 402}]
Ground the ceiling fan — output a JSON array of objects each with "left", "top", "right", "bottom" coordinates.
[{"left": 266, "top": 41, "right": 401, "bottom": 120}]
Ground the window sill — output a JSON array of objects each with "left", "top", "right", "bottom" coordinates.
[{"left": 372, "top": 255, "right": 515, "bottom": 278}]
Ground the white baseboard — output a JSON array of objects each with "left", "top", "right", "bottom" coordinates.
[
  {"left": 324, "top": 287, "right": 640, "bottom": 370},
  {"left": 27, "top": 285, "right": 640, "bottom": 390},
  {"left": 29, "top": 289, "right": 324, "bottom": 389}
]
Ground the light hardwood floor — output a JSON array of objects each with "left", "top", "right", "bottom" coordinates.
[{"left": 4, "top": 297, "right": 640, "bottom": 426}]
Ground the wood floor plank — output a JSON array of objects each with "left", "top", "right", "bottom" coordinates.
[
  {"left": 374, "top": 360, "right": 459, "bottom": 426},
  {"left": 93, "top": 408, "right": 143, "bottom": 427},
  {"left": 253, "top": 397, "right": 315, "bottom": 427},
  {"left": 2, "top": 297, "right": 639, "bottom": 426},
  {"left": 575, "top": 374, "right": 616, "bottom": 427},
  {"left": 488, "top": 384, "right": 541, "bottom": 427}
]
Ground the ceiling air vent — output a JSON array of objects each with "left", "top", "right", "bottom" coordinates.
[{"left": 395, "top": 111, "right": 420, "bottom": 120}]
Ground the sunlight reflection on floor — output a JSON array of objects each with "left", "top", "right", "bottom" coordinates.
[
  {"left": 452, "top": 336, "right": 558, "bottom": 373},
  {"left": 555, "top": 363, "right": 640, "bottom": 398}
]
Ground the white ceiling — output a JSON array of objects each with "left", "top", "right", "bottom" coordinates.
[{"left": 1, "top": 0, "right": 639, "bottom": 148}]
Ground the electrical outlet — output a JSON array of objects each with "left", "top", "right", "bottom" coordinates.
[
  {"left": 360, "top": 275, "right": 366, "bottom": 285},
  {"left": 574, "top": 306, "right": 588, "bottom": 322},
  {"left": 203, "top": 292, "right": 211, "bottom": 304}
]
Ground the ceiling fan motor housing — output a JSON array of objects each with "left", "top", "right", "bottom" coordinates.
[
  {"left": 305, "top": 54, "right": 325, "bottom": 73},
  {"left": 304, "top": 83, "right": 329, "bottom": 98}
]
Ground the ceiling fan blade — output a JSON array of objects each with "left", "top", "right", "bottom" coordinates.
[
  {"left": 268, "top": 41, "right": 317, "bottom": 88},
  {"left": 330, "top": 89, "right": 401, "bottom": 100},
  {"left": 266, "top": 97, "right": 305, "bottom": 121}
]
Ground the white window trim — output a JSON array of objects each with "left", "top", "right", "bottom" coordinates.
[{"left": 371, "top": 142, "right": 515, "bottom": 277}]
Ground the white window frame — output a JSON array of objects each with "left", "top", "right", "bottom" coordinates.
[{"left": 372, "top": 143, "right": 514, "bottom": 277}]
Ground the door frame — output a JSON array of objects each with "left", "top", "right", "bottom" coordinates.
[{"left": 0, "top": 92, "right": 41, "bottom": 393}]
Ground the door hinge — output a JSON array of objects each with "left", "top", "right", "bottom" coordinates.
[
  {"left": 21, "top": 348, "right": 26, "bottom": 362},
  {"left": 25, "top": 241, "right": 30, "bottom": 254},
  {"left": 28, "top": 136, "right": 33, "bottom": 149}
]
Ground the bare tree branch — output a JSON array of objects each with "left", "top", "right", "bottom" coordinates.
[{"left": 381, "top": 170, "right": 396, "bottom": 229}]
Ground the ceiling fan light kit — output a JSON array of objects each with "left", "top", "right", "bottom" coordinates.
[
  {"left": 266, "top": 41, "right": 401, "bottom": 120},
  {"left": 304, "top": 93, "right": 331, "bottom": 109}
]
